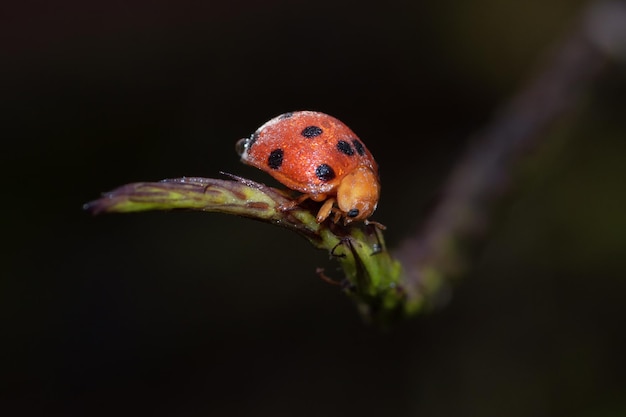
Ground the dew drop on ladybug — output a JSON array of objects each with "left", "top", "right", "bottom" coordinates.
[{"left": 236, "top": 111, "right": 380, "bottom": 224}]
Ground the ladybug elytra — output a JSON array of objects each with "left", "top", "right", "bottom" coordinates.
[{"left": 236, "top": 111, "right": 380, "bottom": 225}]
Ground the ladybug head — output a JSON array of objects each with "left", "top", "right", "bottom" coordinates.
[{"left": 336, "top": 166, "right": 380, "bottom": 223}]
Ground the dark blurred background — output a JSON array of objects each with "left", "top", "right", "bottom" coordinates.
[{"left": 2, "top": 1, "right": 625, "bottom": 416}]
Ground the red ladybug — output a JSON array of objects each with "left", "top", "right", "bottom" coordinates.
[{"left": 236, "top": 111, "right": 380, "bottom": 224}]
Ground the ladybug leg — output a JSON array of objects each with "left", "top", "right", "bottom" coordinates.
[
  {"left": 364, "top": 219, "right": 387, "bottom": 230},
  {"left": 316, "top": 198, "right": 336, "bottom": 223},
  {"left": 332, "top": 208, "right": 343, "bottom": 224},
  {"left": 278, "top": 194, "right": 310, "bottom": 212}
]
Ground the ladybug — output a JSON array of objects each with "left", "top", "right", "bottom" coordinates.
[{"left": 236, "top": 111, "right": 380, "bottom": 224}]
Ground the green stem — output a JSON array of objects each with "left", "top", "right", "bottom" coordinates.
[
  {"left": 85, "top": 175, "right": 412, "bottom": 325},
  {"left": 85, "top": 1, "right": 624, "bottom": 325}
]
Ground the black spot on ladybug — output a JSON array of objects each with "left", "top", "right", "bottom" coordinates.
[
  {"left": 301, "top": 126, "right": 323, "bottom": 138},
  {"left": 268, "top": 149, "right": 284, "bottom": 169},
  {"left": 347, "top": 208, "right": 359, "bottom": 218},
  {"left": 336, "top": 140, "right": 354, "bottom": 156},
  {"left": 279, "top": 112, "right": 293, "bottom": 120},
  {"left": 352, "top": 139, "right": 365, "bottom": 156},
  {"left": 315, "top": 164, "right": 336, "bottom": 181}
]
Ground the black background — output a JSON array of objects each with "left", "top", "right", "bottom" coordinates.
[{"left": 2, "top": 1, "right": 626, "bottom": 416}]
